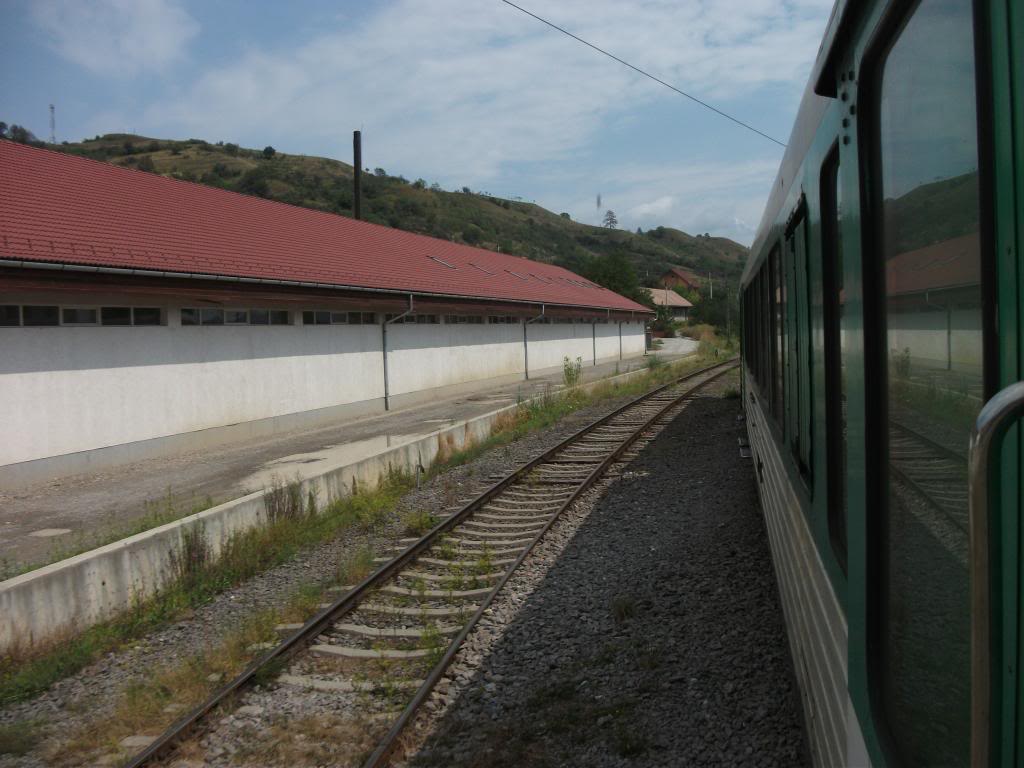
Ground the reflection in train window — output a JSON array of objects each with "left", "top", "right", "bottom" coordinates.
[{"left": 875, "top": 0, "right": 981, "bottom": 764}]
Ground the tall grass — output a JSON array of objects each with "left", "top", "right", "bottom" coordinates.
[{"left": 0, "top": 472, "right": 410, "bottom": 705}]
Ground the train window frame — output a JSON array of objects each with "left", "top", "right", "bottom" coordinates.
[
  {"left": 858, "top": 0, "right": 996, "bottom": 763},
  {"left": 820, "top": 145, "right": 847, "bottom": 573},
  {"left": 784, "top": 196, "right": 813, "bottom": 484}
]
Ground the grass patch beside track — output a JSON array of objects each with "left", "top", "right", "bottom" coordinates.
[{"left": 0, "top": 349, "right": 727, "bottom": 711}]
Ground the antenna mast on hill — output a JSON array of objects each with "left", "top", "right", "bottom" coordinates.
[{"left": 49, "top": 104, "right": 55, "bottom": 144}]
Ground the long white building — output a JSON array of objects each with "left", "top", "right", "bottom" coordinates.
[{"left": 0, "top": 141, "right": 651, "bottom": 486}]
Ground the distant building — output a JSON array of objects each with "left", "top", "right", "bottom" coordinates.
[
  {"left": 642, "top": 288, "right": 693, "bottom": 320},
  {"left": 659, "top": 266, "right": 702, "bottom": 293},
  {"left": 0, "top": 141, "right": 652, "bottom": 486}
]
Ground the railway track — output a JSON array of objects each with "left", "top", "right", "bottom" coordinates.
[
  {"left": 889, "top": 419, "right": 968, "bottom": 532},
  {"left": 127, "top": 357, "right": 738, "bottom": 768}
]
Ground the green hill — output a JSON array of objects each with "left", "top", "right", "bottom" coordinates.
[{"left": 25, "top": 131, "right": 748, "bottom": 292}]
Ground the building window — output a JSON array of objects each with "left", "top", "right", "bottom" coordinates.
[
  {"left": 444, "top": 314, "right": 484, "bottom": 324},
  {"left": 200, "top": 308, "right": 225, "bottom": 325},
  {"left": 0, "top": 306, "right": 20, "bottom": 326},
  {"left": 22, "top": 306, "right": 60, "bottom": 326},
  {"left": 488, "top": 315, "right": 519, "bottom": 324},
  {"left": 330, "top": 311, "right": 349, "bottom": 324},
  {"left": 62, "top": 308, "right": 99, "bottom": 325},
  {"left": 185, "top": 307, "right": 287, "bottom": 326},
  {"left": 101, "top": 307, "right": 133, "bottom": 326},
  {"left": 132, "top": 308, "right": 162, "bottom": 326}
]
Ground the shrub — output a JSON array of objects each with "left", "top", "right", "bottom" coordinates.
[
  {"left": 562, "top": 356, "right": 583, "bottom": 388},
  {"left": 262, "top": 145, "right": 276, "bottom": 159}
]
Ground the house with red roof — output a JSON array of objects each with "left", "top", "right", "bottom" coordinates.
[
  {"left": 659, "top": 266, "right": 703, "bottom": 293},
  {"left": 0, "top": 141, "right": 651, "bottom": 483},
  {"left": 642, "top": 287, "right": 693, "bottom": 319}
]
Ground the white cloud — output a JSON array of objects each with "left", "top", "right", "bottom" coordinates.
[
  {"left": 29, "top": 0, "right": 198, "bottom": 76},
  {"left": 140, "top": 1, "right": 828, "bottom": 181},
  {"left": 72, "top": 0, "right": 831, "bottom": 244},
  {"left": 629, "top": 196, "right": 676, "bottom": 220}
]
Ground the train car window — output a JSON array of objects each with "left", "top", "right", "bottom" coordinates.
[
  {"left": 785, "top": 209, "right": 812, "bottom": 480},
  {"left": 871, "top": 0, "right": 982, "bottom": 763},
  {"left": 770, "top": 245, "right": 784, "bottom": 422},
  {"left": 821, "top": 149, "right": 847, "bottom": 571}
]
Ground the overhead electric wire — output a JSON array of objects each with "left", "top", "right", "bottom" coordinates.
[{"left": 500, "top": 0, "right": 788, "bottom": 148}]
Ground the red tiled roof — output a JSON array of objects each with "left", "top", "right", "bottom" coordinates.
[
  {"left": 886, "top": 233, "right": 980, "bottom": 296},
  {"left": 642, "top": 287, "right": 693, "bottom": 308},
  {"left": 0, "top": 141, "right": 650, "bottom": 314}
]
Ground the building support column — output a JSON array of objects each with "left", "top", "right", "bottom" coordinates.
[
  {"left": 618, "top": 321, "right": 623, "bottom": 361},
  {"left": 382, "top": 294, "right": 414, "bottom": 411},
  {"left": 592, "top": 322, "right": 596, "bottom": 366}
]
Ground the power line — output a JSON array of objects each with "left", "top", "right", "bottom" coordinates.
[{"left": 499, "top": 0, "right": 787, "bottom": 148}]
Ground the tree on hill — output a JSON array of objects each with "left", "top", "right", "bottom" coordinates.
[
  {"left": 262, "top": 146, "right": 276, "bottom": 159},
  {"left": 584, "top": 250, "right": 643, "bottom": 304},
  {"left": 602, "top": 209, "right": 618, "bottom": 228}
]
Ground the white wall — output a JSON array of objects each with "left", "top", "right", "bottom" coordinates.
[
  {"left": 526, "top": 322, "right": 594, "bottom": 372},
  {"left": 887, "top": 307, "right": 982, "bottom": 374},
  {"left": 386, "top": 322, "right": 524, "bottom": 396},
  {"left": 0, "top": 322, "right": 384, "bottom": 466},
  {"left": 1, "top": 301, "right": 649, "bottom": 470},
  {"left": 621, "top": 321, "right": 647, "bottom": 357},
  {"left": 595, "top": 323, "right": 620, "bottom": 362}
]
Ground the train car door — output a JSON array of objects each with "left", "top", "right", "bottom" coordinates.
[{"left": 855, "top": 0, "right": 1021, "bottom": 765}]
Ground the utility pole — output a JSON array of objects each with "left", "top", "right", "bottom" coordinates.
[
  {"left": 49, "top": 104, "right": 55, "bottom": 144},
  {"left": 353, "top": 130, "right": 362, "bottom": 220},
  {"left": 708, "top": 271, "right": 714, "bottom": 300}
]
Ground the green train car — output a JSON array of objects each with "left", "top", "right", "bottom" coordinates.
[{"left": 740, "top": 0, "right": 1023, "bottom": 765}]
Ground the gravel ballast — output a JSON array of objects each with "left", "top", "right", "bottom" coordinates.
[{"left": 409, "top": 379, "right": 809, "bottom": 767}]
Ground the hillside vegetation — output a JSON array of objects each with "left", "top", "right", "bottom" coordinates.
[{"left": 7, "top": 128, "right": 748, "bottom": 301}]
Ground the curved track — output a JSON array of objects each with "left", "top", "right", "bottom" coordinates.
[{"left": 127, "top": 357, "right": 738, "bottom": 768}]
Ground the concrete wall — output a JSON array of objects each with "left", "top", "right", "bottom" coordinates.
[
  {"left": 1, "top": 297, "right": 649, "bottom": 477},
  {"left": 621, "top": 320, "right": 647, "bottom": 357},
  {"left": 887, "top": 307, "right": 983, "bottom": 374},
  {"left": 526, "top": 322, "right": 595, "bottom": 372},
  {"left": 386, "top": 322, "right": 523, "bottom": 396},
  {"left": 0, "top": 319, "right": 384, "bottom": 467},
  {"left": 595, "top": 323, "right": 621, "bottom": 362},
  {"left": 0, "top": 362, "right": 661, "bottom": 653}
]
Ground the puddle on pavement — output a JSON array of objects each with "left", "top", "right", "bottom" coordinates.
[{"left": 240, "top": 433, "right": 428, "bottom": 491}]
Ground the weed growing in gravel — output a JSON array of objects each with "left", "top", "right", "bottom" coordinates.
[
  {"left": 53, "top": 609, "right": 281, "bottom": 763},
  {"left": 645, "top": 354, "right": 666, "bottom": 371},
  {"left": 562, "top": 355, "right": 583, "bottom": 388},
  {"left": 411, "top": 577, "right": 428, "bottom": 600},
  {"left": 437, "top": 537, "right": 457, "bottom": 562},
  {"left": 0, "top": 721, "right": 40, "bottom": 756},
  {"left": 612, "top": 724, "right": 648, "bottom": 757},
  {"left": 421, "top": 623, "right": 446, "bottom": 666},
  {"left": 401, "top": 509, "right": 438, "bottom": 536},
  {"left": 443, "top": 563, "right": 465, "bottom": 592},
  {"left": 610, "top": 595, "right": 637, "bottom": 625},
  {"left": 337, "top": 545, "right": 376, "bottom": 587},
  {"left": 475, "top": 545, "right": 494, "bottom": 576}
]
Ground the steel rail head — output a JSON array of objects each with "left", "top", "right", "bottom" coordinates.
[{"left": 126, "top": 357, "right": 737, "bottom": 768}]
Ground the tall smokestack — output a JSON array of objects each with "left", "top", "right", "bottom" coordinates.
[{"left": 353, "top": 130, "right": 362, "bottom": 221}]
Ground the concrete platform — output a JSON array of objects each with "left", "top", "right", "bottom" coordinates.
[{"left": 1, "top": 344, "right": 694, "bottom": 569}]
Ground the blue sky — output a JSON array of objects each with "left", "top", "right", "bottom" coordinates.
[{"left": 0, "top": 0, "right": 834, "bottom": 245}]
